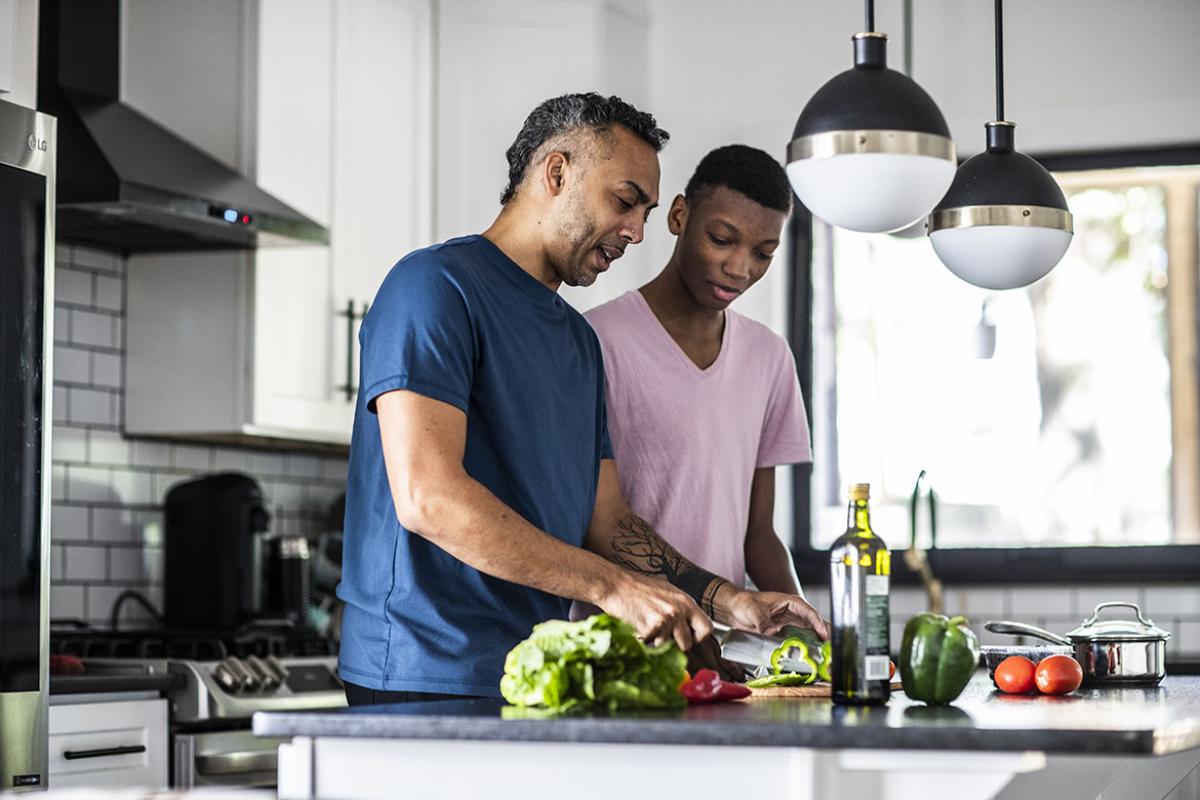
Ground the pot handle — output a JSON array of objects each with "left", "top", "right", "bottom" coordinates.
[
  {"left": 1082, "top": 601, "right": 1153, "bottom": 629},
  {"left": 984, "top": 620, "right": 1072, "bottom": 646}
]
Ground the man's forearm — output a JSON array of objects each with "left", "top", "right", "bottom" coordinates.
[
  {"left": 402, "top": 472, "right": 626, "bottom": 608},
  {"left": 745, "top": 527, "right": 803, "bottom": 596},
  {"left": 586, "top": 511, "right": 734, "bottom": 618}
]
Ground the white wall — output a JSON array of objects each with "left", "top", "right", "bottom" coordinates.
[{"left": 0, "top": 0, "right": 39, "bottom": 109}]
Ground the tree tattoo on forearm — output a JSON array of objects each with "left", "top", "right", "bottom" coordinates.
[{"left": 610, "top": 513, "right": 728, "bottom": 617}]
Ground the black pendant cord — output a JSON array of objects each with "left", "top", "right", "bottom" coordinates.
[
  {"left": 994, "top": 0, "right": 1005, "bottom": 121},
  {"left": 903, "top": 0, "right": 913, "bottom": 75},
  {"left": 865, "top": 0, "right": 875, "bottom": 32}
]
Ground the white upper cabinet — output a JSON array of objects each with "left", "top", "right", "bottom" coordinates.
[{"left": 126, "top": 0, "right": 434, "bottom": 447}]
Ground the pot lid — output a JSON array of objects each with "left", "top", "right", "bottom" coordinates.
[{"left": 1067, "top": 602, "right": 1171, "bottom": 643}]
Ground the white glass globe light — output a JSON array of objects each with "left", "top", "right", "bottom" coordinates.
[
  {"left": 787, "top": 153, "right": 954, "bottom": 234},
  {"left": 930, "top": 225, "right": 1072, "bottom": 290}
]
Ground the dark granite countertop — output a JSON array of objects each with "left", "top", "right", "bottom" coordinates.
[{"left": 253, "top": 674, "right": 1200, "bottom": 756}]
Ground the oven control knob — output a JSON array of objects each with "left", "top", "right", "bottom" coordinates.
[
  {"left": 265, "top": 656, "right": 289, "bottom": 686},
  {"left": 213, "top": 663, "right": 240, "bottom": 693},
  {"left": 246, "top": 656, "right": 280, "bottom": 692},
  {"left": 224, "top": 657, "right": 261, "bottom": 693}
]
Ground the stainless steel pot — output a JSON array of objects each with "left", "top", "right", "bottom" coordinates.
[{"left": 985, "top": 602, "right": 1169, "bottom": 686}]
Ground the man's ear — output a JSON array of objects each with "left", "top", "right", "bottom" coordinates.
[
  {"left": 540, "top": 151, "right": 570, "bottom": 198},
  {"left": 667, "top": 194, "right": 689, "bottom": 235}
]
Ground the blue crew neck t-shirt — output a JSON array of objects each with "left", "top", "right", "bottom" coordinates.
[{"left": 337, "top": 235, "right": 613, "bottom": 697}]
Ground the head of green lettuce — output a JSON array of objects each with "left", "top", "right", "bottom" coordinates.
[{"left": 500, "top": 614, "right": 688, "bottom": 713}]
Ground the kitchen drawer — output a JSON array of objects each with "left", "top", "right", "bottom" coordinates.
[{"left": 48, "top": 698, "right": 168, "bottom": 789}]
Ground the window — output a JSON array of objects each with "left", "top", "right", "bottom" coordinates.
[{"left": 796, "top": 155, "right": 1200, "bottom": 567}]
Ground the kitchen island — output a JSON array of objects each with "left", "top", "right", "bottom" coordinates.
[{"left": 254, "top": 674, "right": 1200, "bottom": 800}]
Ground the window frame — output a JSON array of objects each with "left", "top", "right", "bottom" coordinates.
[{"left": 787, "top": 144, "right": 1200, "bottom": 586}]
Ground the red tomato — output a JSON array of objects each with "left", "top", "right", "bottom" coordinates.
[
  {"left": 889, "top": 660, "right": 896, "bottom": 680},
  {"left": 1035, "top": 655, "right": 1083, "bottom": 695},
  {"left": 994, "top": 656, "right": 1037, "bottom": 694}
]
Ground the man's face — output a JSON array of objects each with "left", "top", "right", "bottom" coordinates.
[
  {"left": 668, "top": 186, "right": 787, "bottom": 310},
  {"left": 546, "top": 126, "right": 661, "bottom": 287}
]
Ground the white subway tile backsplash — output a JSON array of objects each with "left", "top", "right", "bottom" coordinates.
[
  {"left": 51, "top": 585, "right": 85, "bottom": 621},
  {"left": 108, "top": 546, "right": 148, "bottom": 582},
  {"left": 86, "top": 585, "right": 151, "bottom": 625},
  {"left": 1143, "top": 585, "right": 1200, "bottom": 619},
  {"left": 91, "top": 507, "right": 137, "bottom": 543},
  {"left": 109, "top": 467, "right": 155, "bottom": 506},
  {"left": 1009, "top": 586, "right": 1073, "bottom": 618},
  {"left": 68, "top": 465, "right": 114, "bottom": 503},
  {"left": 52, "top": 464, "right": 67, "bottom": 502},
  {"left": 129, "top": 440, "right": 171, "bottom": 469},
  {"left": 94, "top": 274, "right": 122, "bottom": 311},
  {"left": 70, "top": 309, "right": 117, "bottom": 349},
  {"left": 64, "top": 544, "right": 108, "bottom": 581},
  {"left": 1177, "top": 622, "right": 1200, "bottom": 656},
  {"left": 944, "top": 587, "right": 1008, "bottom": 621},
  {"left": 68, "top": 387, "right": 115, "bottom": 427},
  {"left": 173, "top": 444, "right": 212, "bottom": 472},
  {"left": 51, "top": 545, "right": 65, "bottom": 581},
  {"left": 71, "top": 246, "right": 122, "bottom": 274},
  {"left": 53, "top": 308, "right": 70, "bottom": 344},
  {"left": 213, "top": 448, "right": 254, "bottom": 473},
  {"left": 320, "top": 458, "right": 348, "bottom": 483},
  {"left": 51, "top": 504, "right": 88, "bottom": 541},
  {"left": 91, "top": 351, "right": 122, "bottom": 388},
  {"left": 888, "top": 586, "right": 928, "bottom": 618},
  {"left": 51, "top": 427, "right": 88, "bottom": 463},
  {"left": 1072, "top": 586, "right": 1145, "bottom": 620},
  {"left": 286, "top": 454, "right": 322, "bottom": 479},
  {"left": 55, "top": 267, "right": 93, "bottom": 306},
  {"left": 88, "top": 430, "right": 131, "bottom": 466},
  {"left": 54, "top": 345, "right": 90, "bottom": 384},
  {"left": 52, "top": 385, "right": 68, "bottom": 424}
]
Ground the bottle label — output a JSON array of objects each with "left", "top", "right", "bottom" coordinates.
[
  {"left": 865, "top": 592, "right": 889, "bottom": 653},
  {"left": 865, "top": 575, "right": 889, "bottom": 596},
  {"left": 864, "top": 656, "right": 891, "bottom": 680}
]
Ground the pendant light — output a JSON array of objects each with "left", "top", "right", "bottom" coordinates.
[
  {"left": 928, "top": 0, "right": 1073, "bottom": 290},
  {"left": 786, "top": 0, "right": 956, "bottom": 234}
]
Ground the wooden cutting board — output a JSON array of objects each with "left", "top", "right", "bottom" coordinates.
[{"left": 748, "top": 681, "right": 903, "bottom": 698}]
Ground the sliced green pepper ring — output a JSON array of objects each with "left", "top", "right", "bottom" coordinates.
[{"left": 769, "top": 638, "right": 818, "bottom": 684}]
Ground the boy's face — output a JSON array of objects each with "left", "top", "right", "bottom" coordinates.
[{"left": 668, "top": 186, "right": 787, "bottom": 311}]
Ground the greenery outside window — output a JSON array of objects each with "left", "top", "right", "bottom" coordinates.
[{"left": 790, "top": 147, "right": 1200, "bottom": 583}]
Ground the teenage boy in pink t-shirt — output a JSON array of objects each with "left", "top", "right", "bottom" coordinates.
[{"left": 585, "top": 144, "right": 814, "bottom": 603}]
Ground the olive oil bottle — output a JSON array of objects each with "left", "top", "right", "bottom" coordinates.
[{"left": 830, "top": 483, "right": 891, "bottom": 705}]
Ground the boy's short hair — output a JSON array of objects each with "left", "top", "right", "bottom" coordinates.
[{"left": 685, "top": 144, "right": 793, "bottom": 213}]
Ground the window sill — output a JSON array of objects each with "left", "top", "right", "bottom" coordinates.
[{"left": 792, "top": 544, "right": 1200, "bottom": 586}]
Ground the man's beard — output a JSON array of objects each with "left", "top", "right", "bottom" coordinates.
[{"left": 553, "top": 192, "right": 600, "bottom": 287}]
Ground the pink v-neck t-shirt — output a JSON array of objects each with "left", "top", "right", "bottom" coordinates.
[{"left": 585, "top": 290, "right": 812, "bottom": 589}]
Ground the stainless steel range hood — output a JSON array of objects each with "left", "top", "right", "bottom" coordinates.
[{"left": 38, "top": 0, "right": 328, "bottom": 252}]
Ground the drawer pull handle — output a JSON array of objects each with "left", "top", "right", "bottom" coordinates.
[{"left": 63, "top": 745, "right": 146, "bottom": 761}]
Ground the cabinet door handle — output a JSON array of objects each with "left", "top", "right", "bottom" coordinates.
[
  {"left": 63, "top": 744, "right": 146, "bottom": 761},
  {"left": 336, "top": 300, "right": 369, "bottom": 402}
]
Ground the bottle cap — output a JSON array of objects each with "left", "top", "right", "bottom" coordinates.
[{"left": 849, "top": 483, "right": 870, "bottom": 501}]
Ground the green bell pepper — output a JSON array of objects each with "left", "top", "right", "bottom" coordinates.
[
  {"left": 746, "top": 672, "right": 813, "bottom": 689},
  {"left": 899, "top": 613, "right": 980, "bottom": 705}
]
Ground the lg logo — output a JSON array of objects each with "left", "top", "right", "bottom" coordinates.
[{"left": 26, "top": 134, "right": 47, "bottom": 152}]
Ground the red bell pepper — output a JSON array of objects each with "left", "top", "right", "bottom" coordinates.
[{"left": 680, "top": 669, "right": 751, "bottom": 704}]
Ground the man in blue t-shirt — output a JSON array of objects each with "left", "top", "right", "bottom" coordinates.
[{"left": 337, "top": 93, "right": 827, "bottom": 704}]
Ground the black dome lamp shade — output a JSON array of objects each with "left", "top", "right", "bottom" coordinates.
[
  {"left": 786, "top": 0, "right": 956, "bottom": 233},
  {"left": 928, "top": 0, "right": 1073, "bottom": 290}
]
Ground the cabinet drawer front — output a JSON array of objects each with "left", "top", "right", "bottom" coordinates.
[{"left": 48, "top": 699, "right": 168, "bottom": 788}]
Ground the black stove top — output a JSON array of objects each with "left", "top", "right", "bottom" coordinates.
[{"left": 51, "top": 620, "right": 336, "bottom": 661}]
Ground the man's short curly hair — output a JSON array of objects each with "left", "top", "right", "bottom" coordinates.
[{"left": 500, "top": 92, "right": 669, "bottom": 205}]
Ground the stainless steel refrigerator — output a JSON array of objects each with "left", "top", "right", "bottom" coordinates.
[{"left": 0, "top": 99, "right": 55, "bottom": 791}]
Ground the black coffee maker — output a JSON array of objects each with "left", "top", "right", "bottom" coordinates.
[{"left": 163, "top": 473, "right": 271, "bottom": 630}]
